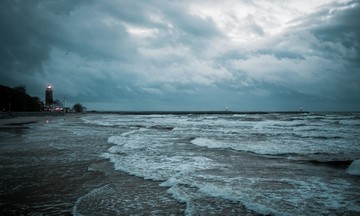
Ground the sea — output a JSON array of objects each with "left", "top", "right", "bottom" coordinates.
[{"left": 1, "top": 112, "right": 360, "bottom": 215}]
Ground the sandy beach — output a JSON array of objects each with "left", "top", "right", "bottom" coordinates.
[
  {"left": 0, "top": 116, "right": 55, "bottom": 129},
  {"left": 0, "top": 111, "right": 67, "bottom": 127},
  {"left": 0, "top": 114, "right": 186, "bottom": 215}
]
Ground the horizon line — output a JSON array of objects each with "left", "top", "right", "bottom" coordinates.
[{"left": 86, "top": 110, "right": 360, "bottom": 115}]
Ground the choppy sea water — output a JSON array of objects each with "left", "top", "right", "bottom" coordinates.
[
  {"left": 2, "top": 112, "right": 359, "bottom": 215},
  {"left": 76, "top": 112, "right": 360, "bottom": 215}
]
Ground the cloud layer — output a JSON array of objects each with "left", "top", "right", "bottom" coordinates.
[{"left": 1, "top": 0, "right": 359, "bottom": 111}]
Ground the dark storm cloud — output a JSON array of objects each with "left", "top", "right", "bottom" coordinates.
[
  {"left": 225, "top": 0, "right": 360, "bottom": 110},
  {"left": 0, "top": 1, "right": 50, "bottom": 76},
  {"left": 289, "top": 1, "right": 360, "bottom": 105},
  {"left": 0, "top": 0, "right": 93, "bottom": 90},
  {"left": 1, "top": 0, "right": 138, "bottom": 100},
  {"left": 290, "top": 0, "right": 360, "bottom": 58},
  {"left": 1, "top": 0, "right": 359, "bottom": 111},
  {"left": 166, "top": 10, "right": 221, "bottom": 38}
]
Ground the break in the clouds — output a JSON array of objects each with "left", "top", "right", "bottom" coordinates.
[{"left": 1, "top": 0, "right": 359, "bottom": 111}]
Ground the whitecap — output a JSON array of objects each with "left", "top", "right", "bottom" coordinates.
[
  {"left": 347, "top": 159, "right": 360, "bottom": 175},
  {"left": 191, "top": 138, "right": 222, "bottom": 149}
]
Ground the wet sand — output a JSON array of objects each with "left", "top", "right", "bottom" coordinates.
[
  {"left": 0, "top": 115, "right": 186, "bottom": 215},
  {"left": 0, "top": 114, "right": 258, "bottom": 215},
  {"left": 0, "top": 116, "right": 54, "bottom": 129}
]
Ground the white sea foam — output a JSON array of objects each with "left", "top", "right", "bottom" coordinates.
[
  {"left": 97, "top": 113, "right": 360, "bottom": 215},
  {"left": 103, "top": 152, "right": 218, "bottom": 182},
  {"left": 165, "top": 175, "right": 357, "bottom": 216},
  {"left": 108, "top": 135, "right": 145, "bottom": 150},
  {"left": 191, "top": 138, "right": 222, "bottom": 149},
  {"left": 184, "top": 116, "right": 360, "bottom": 161},
  {"left": 190, "top": 136, "right": 345, "bottom": 159},
  {"left": 73, "top": 185, "right": 110, "bottom": 216}
]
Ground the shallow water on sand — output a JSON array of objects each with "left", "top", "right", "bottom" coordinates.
[
  {"left": 1, "top": 113, "right": 360, "bottom": 215},
  {"left": 0, "top": 116, "right": 185, "bottom": 215}
]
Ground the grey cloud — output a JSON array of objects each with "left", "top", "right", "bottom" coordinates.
[
  {"left": 289, "top": 1, "right": 360, "bottom": 55},
  {"left": 241, "top": 15, "right": 265, "bottom": 37},
  {"left": 0, "top": 0, "right": 97, "bottom": 91},
  {"left": 169, "top": 12, "right": 222, "bottom": 38},
  {"left": 221, "top": 1, "right": 360, "bottom": 110},
  {"left": 0, "top": 1, "right": 51, "bottom": 74},
  {"left": 1, "top": 0, "right": 359, "bottom": 111}
]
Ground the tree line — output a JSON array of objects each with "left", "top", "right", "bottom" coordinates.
[
  {"left": 0, "top": 85, "right": 85, "bottom": 112},
  {"left": 0, "top": 85, "right": 41, "bottom": 112}
]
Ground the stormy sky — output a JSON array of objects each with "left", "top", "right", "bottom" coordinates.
[{"left": 1, "top": 0, "right": 359, "bottom": 111}]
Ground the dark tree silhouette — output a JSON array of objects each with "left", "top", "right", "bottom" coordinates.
[
  {"left": 14, "top": 85, "right": 26, "bottom": 94},
  {"left": 0, "top": 85, "right": 41, "bottom": 112},
  {"left": 72, "top": 103, "right": 85, "bottom": 113}
]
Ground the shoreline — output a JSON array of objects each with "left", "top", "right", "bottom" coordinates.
[
  {"left": 0, "top": 116, "right": 60, "bottom": 129},
  {"left": 0, "top": 112, "right": 186, "bottom": 215},
  {"left": 0, "top": 112, "right": 76, "bottom": 129},
  {"left": 0, "top": 111, "right": 65, "bottom": 118},
  {"left": 89, "top": 110, "right": 311, "bottom": 115}
]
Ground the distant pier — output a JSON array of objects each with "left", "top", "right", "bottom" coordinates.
[{"left": 88, "top": 111, "right": 310, "bottom": 115}]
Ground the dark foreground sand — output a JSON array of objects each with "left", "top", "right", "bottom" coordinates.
[
  {"left": 0, "top": 116, "right": 54, "bottom": 129},
  {"left": 0, "top": 115, "right": 186, "bottom": 215}
]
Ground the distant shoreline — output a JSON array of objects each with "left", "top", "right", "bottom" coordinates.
[
  {"left": 2, "top": 110, "right": 359, "bottom": 119},
  {"left": 88, "top": 110, "right": 311, "bottom": 115},
  {"left": 0, "top": 112, "right": 67, "bottom": 129},
  {"left": 0, "top": 111, "right": 65, "bottom": 119}
]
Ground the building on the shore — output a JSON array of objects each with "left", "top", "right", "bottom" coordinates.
[
  {"left": 43, "top": 84, "right": 69, "bottom": 112},
  {"left": 45, "top": 85, "right": 53, "bottom": 105}
]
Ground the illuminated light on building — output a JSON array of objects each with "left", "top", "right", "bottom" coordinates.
[{"left": 45, "top": 84, "right": 53, "bottom": 105}]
